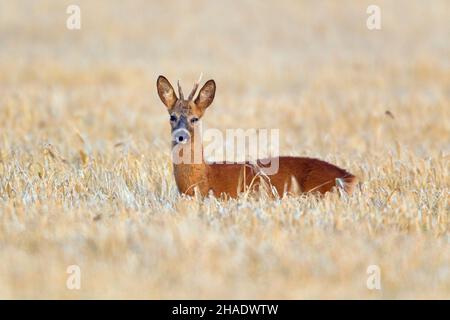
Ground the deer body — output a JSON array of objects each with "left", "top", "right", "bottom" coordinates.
[
  {"left": 173, "top": 157, "right": 356, "bottom": 198},
  {"left": 157, "top": 75, "right": 357, "bottom": 198}
]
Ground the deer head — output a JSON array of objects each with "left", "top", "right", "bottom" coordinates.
[{"left": 157, "top": 74, "right": 216, "bottom": 146}]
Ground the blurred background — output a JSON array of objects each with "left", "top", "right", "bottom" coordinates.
[{"left": 0, "top": 0, "right": 448, "bottom": 157}]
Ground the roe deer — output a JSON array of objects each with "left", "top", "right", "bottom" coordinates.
[{"left": 157, "top": 75, "right": 358, "bottom": 198}]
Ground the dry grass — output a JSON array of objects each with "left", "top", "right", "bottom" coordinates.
[{"left": 0, "top": 0, "right": 449, "bottom": 299}]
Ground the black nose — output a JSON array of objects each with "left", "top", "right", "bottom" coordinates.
[{"left": 178, "top": 136, "right": 184, "bottom": 142}]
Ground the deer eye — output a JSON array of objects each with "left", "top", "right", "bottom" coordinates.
[
  {"left": 170, "top": 115, "right": 177, "bottom": 122},
  {"left": 190, "top": 117, "right": 199, "bottom": 124}
]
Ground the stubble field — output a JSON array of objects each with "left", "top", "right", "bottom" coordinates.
[{"left": 0, "top": 0, "right": 449, "bottom": 299}]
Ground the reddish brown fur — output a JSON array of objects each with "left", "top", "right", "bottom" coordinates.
[
  {"left": 173, "top": 157, "right": 357, "bottom": 198},
  {"left": 157, "top": 75, "right": 358, "bottom": 198}
]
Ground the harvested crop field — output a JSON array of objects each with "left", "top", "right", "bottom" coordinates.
[{"left": 0, "top": 0, "right": 449, "bottom": 299}]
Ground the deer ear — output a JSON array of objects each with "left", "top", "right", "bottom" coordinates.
[
  {"left": 157, "top": 76, "right": 177, "bottom": 109},
  {"left": 195, "top": 80, "right": 216, "bottom": 110}
]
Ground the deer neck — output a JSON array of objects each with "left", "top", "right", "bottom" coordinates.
[{"left": 171, "top": 131, "right": 209, "bottom": 194}]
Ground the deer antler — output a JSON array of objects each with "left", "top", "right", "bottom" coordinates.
[
  {"left": 177, "top": 80, "right": 184, "bottom": 100},
  {"left": 188, "top": 72, "right": 203, "bottom": 101}
]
